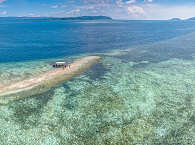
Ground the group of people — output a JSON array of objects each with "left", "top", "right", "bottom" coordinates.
[
  {"left": 62, "top": 64, "right": 71, "bottom": 70},
  {"left": 53, "top": 63, "right": 71, "bottom": 70}
]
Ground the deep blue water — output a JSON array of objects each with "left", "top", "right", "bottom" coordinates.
[{"left": 1, "top": 18, "right": 195, "bottom": 63}]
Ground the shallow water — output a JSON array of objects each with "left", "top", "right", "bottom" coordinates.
[{"left": 0, "top": 19, "right": 195, "bottom": 144}]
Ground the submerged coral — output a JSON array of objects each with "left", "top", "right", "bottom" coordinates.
[
  {"left": 0, "top": 54, "right": 194, "bottom": 144},
  {"left": 1, "top": 32, "right": 195, "bottom": 145}
]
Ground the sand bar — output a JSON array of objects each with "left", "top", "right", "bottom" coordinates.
[{"left": 0, "top": 56, "right": 101, "bottom": 104}]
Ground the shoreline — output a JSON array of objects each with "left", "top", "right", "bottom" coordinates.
[{"left": 0, "top": 56, "right": 101, "bottom": 104}]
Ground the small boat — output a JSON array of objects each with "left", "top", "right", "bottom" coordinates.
[{"left": 53, "top": 62, "right": 66, "bottom": 68}]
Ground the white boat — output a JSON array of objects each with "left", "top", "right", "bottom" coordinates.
[{"left": 53, "top": 62, "right": 66, "bottom": 68}]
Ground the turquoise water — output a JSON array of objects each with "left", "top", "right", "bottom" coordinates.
[{"left": 0, "top": 19, "right": 195, "bottom": 144}]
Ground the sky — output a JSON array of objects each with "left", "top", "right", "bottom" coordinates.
[{"left": 0, "top": 0, "right": 195, "bottom": 20}]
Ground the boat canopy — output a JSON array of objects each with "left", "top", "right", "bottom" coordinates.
[{"left": 56, "top": 62, "right": 66, "bottom": 65}]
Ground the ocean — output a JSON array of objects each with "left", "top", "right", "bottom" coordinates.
[
  {"left": 0, "top": 18, "right": 194, "bottom": 144},
  {"left": 1, "top": 18, "right": 195, "bottom": 63}
]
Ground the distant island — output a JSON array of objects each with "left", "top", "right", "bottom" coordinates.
[
  {"left": 60, "top": 16, "right": 112, "bottom": 20},
  {"left": 22, "top": 16, "right": 112, "bottom": 21},
  {"left": 169, "top": 18, "right": 182, "bottom": 21},
  {"left": 187, "top": 17, "right": 195, "bottom": 21},
  {"left": 170, "top": 17, "right": 195, "bottom": 21}
]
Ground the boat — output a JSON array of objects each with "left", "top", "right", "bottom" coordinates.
[{"left": 53, "top": 62, "right": 66, "bottom": 68}]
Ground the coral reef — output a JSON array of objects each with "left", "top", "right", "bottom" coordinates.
[
  {"left": 0, "top": 55, "right": 194, "bottom": 144},
  {"left": 0, "top": 33, "right": 195, "bottom": 144}
]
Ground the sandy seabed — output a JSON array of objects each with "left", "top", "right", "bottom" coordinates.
[
  {"left": 0, "top": 56, "right": 101, "bottom": 104},
  {"left": 0, "top": 32, "right": 195, "bottom": 145}
]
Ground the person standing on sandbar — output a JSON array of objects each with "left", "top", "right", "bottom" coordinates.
[{"left": 63, "top": 64, "right": 66, "bottom": 70}]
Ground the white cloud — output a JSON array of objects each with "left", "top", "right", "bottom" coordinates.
[
  {"left": 28, "top": 13, "right": 34, "bottom": 16},
  {"left": 32, "top": 0, "right": 195, "bottom": 20},
  {"left": 27, "top": 13, "right": 41, "bottom": 17},
  {"left": 144, "top": 0, "right": 153, "bottom": 2},
  {"left": 66, "top": 9, "right": 81, "bottom": 15},
  {"left": 1, "top": 10, "right": 7, "bottom": 15},
  {"left": 51, "top": 5, "right": 58, "bottom": 9},
  {"left": 126, "top": 0, "right": 136, "bottom": 5},
  {"left": 128, "top": 6, "right": 145, "bottom": 16},
  {"left": 116, "top": 0, "right": 124, "bottom": 7},
  {"left": 142, "top": 4, "right": 195, "bottom": 20},
  {"left": 78, "top": 5, "right": 95, "bottom": 10},
  {"left": 0, "top": 0, "right": 6, "bottom": 4}
]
